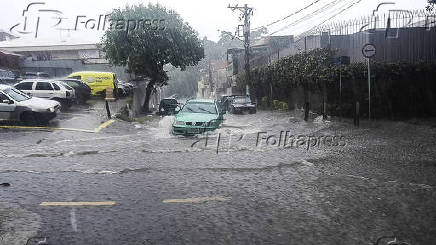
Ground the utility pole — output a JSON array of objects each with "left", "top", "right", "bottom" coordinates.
[{"left": 228, "top": 4, "right": 253, "bottom": 95}]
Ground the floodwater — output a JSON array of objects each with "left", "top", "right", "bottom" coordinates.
[{"left": 1, "top": 108, "right": 436, "bottom": 244}]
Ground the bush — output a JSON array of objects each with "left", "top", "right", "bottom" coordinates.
[
  {"left": 279, "top": 102, "right": 288, "bottom": 110},
  {"left": 273, "top": 100, "right": 280, "bottom": 110}
]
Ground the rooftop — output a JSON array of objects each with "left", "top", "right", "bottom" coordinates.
[{"left": 0, "top": 36, "right": 98, "bottom": 52}]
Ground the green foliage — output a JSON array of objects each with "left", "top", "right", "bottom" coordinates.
[
  {"left": 100, "top": 3, "right": 204, "bottom": 84},
  {"left": 238, "top": 48, "right": 436, "bottom": 118},
  {"left": 236, "top": 48, "right": 335, "bottom": 91},
  {"left": 272, "top": 100, "right": 280, "bottom": 110}
]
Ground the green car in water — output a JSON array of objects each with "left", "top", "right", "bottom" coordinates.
[{"left": 172, "top": 99, "right": 225, "bottom": 135}]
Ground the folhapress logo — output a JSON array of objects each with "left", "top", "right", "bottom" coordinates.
[{"left": 9, "top": 2, "right": 166, "bottom": 38}]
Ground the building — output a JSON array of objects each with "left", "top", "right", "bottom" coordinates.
[
  {"left": 0, "top": 37, "right": 129, "bottom": 80},
  {"left": 196, "top": 60, "right": 228, "bottom": 99}
]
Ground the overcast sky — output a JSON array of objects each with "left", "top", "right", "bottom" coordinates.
[{"left": 0, "top": 0, "right": 428, "bottom": 43}]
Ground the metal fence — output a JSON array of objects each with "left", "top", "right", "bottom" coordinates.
[{"left": 289, "top": 9, "right": 436, "bottom": 63}]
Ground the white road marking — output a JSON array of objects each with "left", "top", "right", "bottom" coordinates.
[{"left": 70, "top": 207, "right": 78, "bottom": 232}]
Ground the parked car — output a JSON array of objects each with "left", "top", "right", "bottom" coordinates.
[
  {"left": 172, "top": 99, "right": 225, "bottom": 135},
  {"left": 14, "top": 80, "right": 75, "bottom": 109},
  {"left": 228, "top": 95, "right": 256, "bottom": 114},
  {"left": 117, "top": 81, "right": 133, "bottom": 97},
  {"left": 59, "top": 79, "right": 91, "bottom": 103},
  {"left": 0, "top": 69, "right": 19, "bottom": 85},
  {"left": 67, "top": 71, "right": 118, "bottom": 97},
  {"left": 23, "top": 72, "right": 50, "bottom": 80},
  {"left": 218, "top": 94, "right": 243, "bottom": 112},
  {"left": 0, "top": 84, "right": 61, "bottom": 124},
  {"left": 158, "top": 98, "right": 179, "bottom": 115}
]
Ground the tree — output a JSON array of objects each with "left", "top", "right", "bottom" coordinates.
[
  {"left": 427, "top": 0, "right": 436, "bottom": 11},
  {"left": 164, "top": 33, "right": 243, "bottom": 98},
  {"left": 100, "top": 4, "right": 204, "bottom": 112}
]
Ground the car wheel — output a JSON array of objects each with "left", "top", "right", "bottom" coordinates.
[
  {"left": 249, "top": 109, "right": 256, "bottom": 114},
  {"left": 230, "top": 107, "right": 235, "bottom": 114}
]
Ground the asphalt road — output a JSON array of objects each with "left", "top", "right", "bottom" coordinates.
[{"left": 1, "top": 105, "right": 436, "bottom": 245}]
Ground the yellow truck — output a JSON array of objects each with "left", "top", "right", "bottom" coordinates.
[{"left": 67, "top": 71, "right": 118, "bottom": 96}]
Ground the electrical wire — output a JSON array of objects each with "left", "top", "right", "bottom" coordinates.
[
  {"left": 297, "top": 0, "right": 364, "bottom": 37},
  {"left": 268, "top": 0, "right": 348, "bottom": 35},
  {"left": 251, "top": 0, "right": 323, "bottom": 30},
  {"left": 269, "top": 0, "right": 363, "bottom": 36}
]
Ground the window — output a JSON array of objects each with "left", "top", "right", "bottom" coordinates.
[
  {"left": 35, "top": 82, "right": 53, "bottom": 90},
  {"left": 70, "top": 76, "right": 81, "bottom": 80},
  {"left": 52, "top": 83, "right": 61, "bottom": 90},
  {"left": 4, "top": 88, "right": 29, "bottom": 102},
  {"left": 15, "top": 82, "right": 34, "bottom": 90},
  {"left": 0, "top": 92, "right": 9, "bottom": 102},
  {"left": 181, "top": 102, "right": 217, "bottom": 114}
]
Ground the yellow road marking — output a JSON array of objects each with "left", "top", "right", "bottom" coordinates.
[
  {"left": 94, "top": 119, "right": 115, "bottom": 132},
  {"left": 0, "top": 119, "right": 116, "bottom": 133},
  {"left": 163, "top": 196, "right": 231, "bottom": 204},
  {"left": 40, "top": 201, "right": 116, "bottom": 206},
  {"left": 0, "top": 125, "right": 95, "bottom": 133}
]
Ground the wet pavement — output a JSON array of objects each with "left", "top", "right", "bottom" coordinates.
[{"left": 1, "top": 105, "right": 436, "bottom": 244}]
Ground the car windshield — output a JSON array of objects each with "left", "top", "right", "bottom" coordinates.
[
  {"left": 181, "top": 102, "right": 217, "bottom": 114},
  {"left": 61, "top": 83, "right": 73, "bottom": 90},
  {"left": 4, "top": 87, "right": 30, "bottom": 102},
  {"left": 63, "top": 81, "right": 79, "bottom": 88},
  {"left": 233, "top": 97, "right": 251, "bottom": 104}
]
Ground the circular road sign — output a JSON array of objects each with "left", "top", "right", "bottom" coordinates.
[{"left": 362, "top": 43, "right": 376, "bottom": 58}]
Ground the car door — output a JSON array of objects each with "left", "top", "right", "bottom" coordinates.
[
  {"left": 0, "top": 92, "right": 16, "bottom": 120},
  {"left": 34, "top": 81, "right": 54, "bottom": 98}
]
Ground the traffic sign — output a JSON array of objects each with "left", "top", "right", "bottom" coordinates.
[{"left": 362, "top": 43, "right": 376, "bottom": 58}]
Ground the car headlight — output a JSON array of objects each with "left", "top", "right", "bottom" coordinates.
[
  {"left": 174, "top": 120, "right": 185, "bottom": 126},
  {"left": 48, "top": 107, "right": 55, "bottom": 112}
]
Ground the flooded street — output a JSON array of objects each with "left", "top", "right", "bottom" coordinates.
[{"left": 1, "top": 108, "right": 436, "bottom": 244}]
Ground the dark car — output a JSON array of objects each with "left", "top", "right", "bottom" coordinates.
[
  {"left": 158, "top": 98, "right": 179, "bottom": 115},
  {"left": 218, "top": 94, "right": 244, "bottom": 112},
  {"left": 228, "top": 96, "right": 256, "bottom": 114},
  {"left": 117, "top": 81, "right": 134, "bottom": 97},
  {"left": 59, "top": 79, "right": 92, "bottom": 103},
  {"left": 0, "top": 69, "right": 19, "bottom": 85},
  {"left": 23, "top": 72, "right": 50, "bottom": 80}
]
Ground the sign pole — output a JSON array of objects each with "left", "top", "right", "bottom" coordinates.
[
  {"left": 367, "top": 58, "right": 371, "bottom": 121},
  {"left": 362, "top": 43, "right": 375, "bottom": 121}
]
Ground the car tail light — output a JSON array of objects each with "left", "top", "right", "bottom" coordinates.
[{"left": 66, "top": 91, "right": 70, "bottom": 97}]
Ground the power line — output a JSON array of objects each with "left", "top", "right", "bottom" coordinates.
[
  {"left": 251, "top": 0, "right": 323, "bottom": 30},
  {"left": 268, "top": 0, "right": 348, "bottom": 35},
  {"left": 297, "top": 0, "right": 364, "bottom": 37},
  {"left": 269, "top": 0, "right": 362, "bottom": 35}
]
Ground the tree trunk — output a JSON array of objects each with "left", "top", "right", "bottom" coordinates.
[
  {"left": 304, "top": 86, "right": 310, "bottom": 122},
  {"left": 142, "top": 80, "right": 155, "bottom": 113}
]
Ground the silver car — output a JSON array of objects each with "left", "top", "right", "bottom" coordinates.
[{"left": 0, "top": 84, "right": 61, "bottom": 124}]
